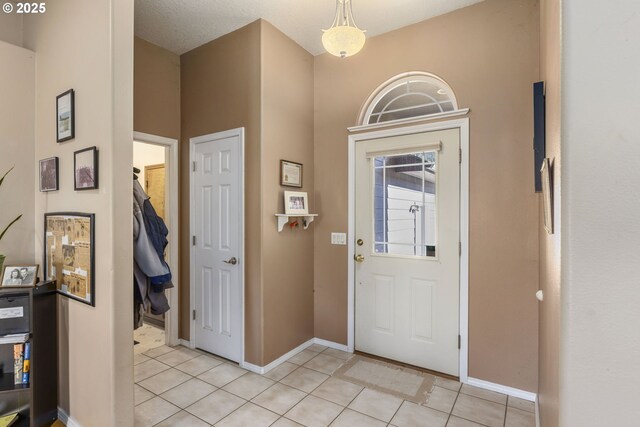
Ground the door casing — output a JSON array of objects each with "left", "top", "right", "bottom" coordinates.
[
  {"left": 189, "top": 128, "right": 245, "bottom": 363},
  {"left": 347, "top": 118, "right": 470, "bottom": 381}
]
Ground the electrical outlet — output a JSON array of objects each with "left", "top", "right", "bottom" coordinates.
[{"left": 331, "top": 232, "right": 347, "bottom": 245}]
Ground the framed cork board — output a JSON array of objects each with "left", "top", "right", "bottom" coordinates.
[{"left": 43, "top": 212, "right": 95, "bottom": 306}]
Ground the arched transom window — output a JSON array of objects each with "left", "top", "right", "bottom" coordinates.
[{"left": 360, "top": 72, "right": 459, "bottom": 126}]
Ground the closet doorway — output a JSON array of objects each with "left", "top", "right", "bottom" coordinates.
[{"left": 133, "top": 132, "right": 180, "bottom": 348}]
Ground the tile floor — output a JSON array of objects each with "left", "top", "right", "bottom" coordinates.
[{"left": 134, "top": 344, "right": 535, "bottom": 427}]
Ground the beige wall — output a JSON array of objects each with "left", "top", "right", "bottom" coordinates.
[
  {"left": 260, "top": 21, "right": 315, "bottom": 364},
  {"left": 0, "top": 41, "right": 34, "bottom": 266},
  {"left": 0, "top": 12, "right": 23, "bottom": 47},
  {"left": 23, "top": 0, "right": 134, "bottom": 425},
  {"left": 538, "top": 0, "right": 561, "bottom": 424},
  {"left": 314, "top": 0, "right": 540, "bottom": 391},
  {"left": 134, "top": 37, "right": 181, "bottom": 140},
  {"left": 180, "top": 22, "right": 262, "bottom": 360}
]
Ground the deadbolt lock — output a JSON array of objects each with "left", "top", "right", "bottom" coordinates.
[{"left": 356, "top": 239, "right": 364, "bottom": 246}]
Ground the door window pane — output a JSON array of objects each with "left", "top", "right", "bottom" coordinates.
[{"left": 373, "top": 151, "right": 437, "bottom": 257}]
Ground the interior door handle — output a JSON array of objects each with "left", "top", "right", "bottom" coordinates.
[
  {"left": 354, "top": 254, "right": 365, "bottom": 263},
  {"left": 223, "top": 257, "right": 238, "bottom": 265}
]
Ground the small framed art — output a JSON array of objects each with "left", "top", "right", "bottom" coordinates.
[
  {"left": 39, "top": 156, "right": 59, "bottom": 192},
  {"left": 280, "top": 160, "right": 303, "bottom": 188},
  {"left": 74, "top": 147, "right": 99, "bottom": 190},
  {"left": 284, "top": 191, "right": 309, "bottom": 215},
  {"left": 1, "top": 265, "right": 39, "bottom": 287},
  {"left": 56, "top": 89, "right": 75, "bottom": 142},
  {"left": 541, "top": 158, "right": 553, "bottom": 234}
]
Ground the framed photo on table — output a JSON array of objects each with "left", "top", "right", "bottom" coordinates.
[
  {"left": 56, "top": 89, "right": 75, "bottom": 142},
  {"left": 280, "top": 160, "right": 303, "bottom": 188},
  {"left": 1, "top": 265, "right": 39, "bottom": 287},
  {"left": 284, "top": 191, "right": 309, "bottom": 215}
]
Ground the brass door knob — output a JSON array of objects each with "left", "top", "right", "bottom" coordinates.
[{"left": 354, "top": 254, "right": 365, "bottom": 263}]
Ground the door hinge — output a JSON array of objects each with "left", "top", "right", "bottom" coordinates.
[
  {"left": 459, "top": 148, "right": 462, "bottom": 164},
  {"left": 192, "top": 235, "right": 196, "bottom": 246},
  {"left": 458, "top": 335, "right": 461, "bottom": 349},
  {"left": 192, "top": 161, "right": 197, "bottom": 172},
  {"left": 192, "top": 309, "right": 196, "bottom": 320}
]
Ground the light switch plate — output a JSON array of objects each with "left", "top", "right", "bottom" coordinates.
[{"left": 331, "top": 232, "right": 347, "bottom": 245}]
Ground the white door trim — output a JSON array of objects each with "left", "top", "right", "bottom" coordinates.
[
  {"left": 133, "top": 131, "right": 180, "bottom": 347},
  {"left": 347, "top": 118, "right": 469, "bottom": 381},
  {"left": 189, "top": 128, "right": 245, "bottom": 364}
]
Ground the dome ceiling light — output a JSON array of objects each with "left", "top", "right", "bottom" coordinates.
[{"left": 322, "top": 0, "right": 366, "bottom": 58}]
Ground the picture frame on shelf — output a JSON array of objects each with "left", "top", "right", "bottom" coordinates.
[
  {"left": 39, "top": 156, "right": 59, "bottom": 192},
  {"left": 1, "top": 265, "right": 39, "bottom": 287},
  {"left": 280, "top": 160, "right": 303, "bottom": 188},
  {"left": 44, "top": 212, "right": 95, "bottom": 306},
  {"left": 74, "top": 146, "right": 99, "bottom": 190},
  {"left": 541, "top": 158, "right": 553, "bottom": 234},
  {"left": 284, "top": 191, "right": 309, "bottom": 215},
  {"left": 56, "top": 89, "right": 75, "bottom": 142}
]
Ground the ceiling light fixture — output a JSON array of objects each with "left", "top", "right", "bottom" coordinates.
[{"left": 322, "top": 0, "right": 366, "bottom": 58}]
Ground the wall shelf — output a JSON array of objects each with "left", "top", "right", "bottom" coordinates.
[{"left": 275, "top": 214, "right": 318, "bottom": 232}]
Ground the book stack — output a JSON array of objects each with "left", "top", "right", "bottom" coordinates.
[{"left": 12, "top": 342, "right": 30, "bottom": 386}]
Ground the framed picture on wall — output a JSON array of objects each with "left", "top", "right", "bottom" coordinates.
[
  {"left": 74, "top": 147, "right": 99, "bottom": 190},
  {"left": 56, "top": 89, "right": 75, "bottom": 142},
  {"left": 280, "top": 160, "right": 303, "bottom": 188},
  {"left": 284, "top": 191, "right": 309, "bottom": 215},
  {"left": 39, "top": 156, "right": 59, "bottom": 192},
  {"left": 541, "top": 158, "right": 553, "bottom": 234}
]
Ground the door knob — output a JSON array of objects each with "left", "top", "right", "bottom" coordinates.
[
  {"left": 223, "top": 257, "right": 238, "bottom": 265},
  {"left": 354, "top": 254, "right": 365, "bottom": 263}
]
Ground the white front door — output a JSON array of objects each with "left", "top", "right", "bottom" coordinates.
[
  {"left": 354, "top": 129, "right": 460, "bottom": 376},
  {"left": 192, "top": 129, "right": 243, "bottom": 362}
]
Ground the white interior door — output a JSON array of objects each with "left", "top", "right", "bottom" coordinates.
[
  {"left": 192, "top": 129, "right": 243, "bottom": 362},
  {"left": 354, "top": 129, "right": 460, "bottom": 376}
]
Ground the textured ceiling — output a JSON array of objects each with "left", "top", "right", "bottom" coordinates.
[{"left": 135, "top": 0, "right": 485, "bottom": 56}]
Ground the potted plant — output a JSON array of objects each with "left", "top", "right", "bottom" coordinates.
[{"left": 0, "top": 166, "right": 22, "bottom": 273}]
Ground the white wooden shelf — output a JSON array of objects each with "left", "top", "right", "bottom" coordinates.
[{"left": 275, "top": 214, "right": 318, "bottom": 232}]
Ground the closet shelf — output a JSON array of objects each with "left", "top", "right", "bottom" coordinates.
[{"left": 275, "top": 214, "right": 318, "bottom": 232}]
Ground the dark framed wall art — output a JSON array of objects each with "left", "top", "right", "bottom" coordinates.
[
  {"left": 39, "top": 156, "right": 59, "bottom": 192},
  {"left": 74, "top": 146, "right": 99, "bottom": 190},
  {"left": 56, "top": 89, "right": 75, "bottom": 142}
]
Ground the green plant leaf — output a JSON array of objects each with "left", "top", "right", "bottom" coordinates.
[
  {"left": 0, "top": 214, "right": 22, "bottom": 242},
  {"left": 0, "top": 166, "right": 14, "bottom": 187}
]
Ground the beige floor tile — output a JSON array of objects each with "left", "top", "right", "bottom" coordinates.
[
  {"left": 138, "top": 368, "right": 192, "bottom": 395},
  {"left": 134, "top": 353, "right": 151, "bottom": 366},
  {"left": 390, "top": 401, "right": 448, "bottom": 427},
  {"left": 143, "top": 345, "right": 175, "bottom": 358},
  {"left": 303, "top": 354, "right": 345, "bottom": 375},
  {"left": 156, "top": 347, "right": 201, "bottom": 366},
  {"left": 452, "top": 394, "right": 506, "bottom": 427},
  {"left": 280, "top": 367, "right": 329, "bottom": 393},
  {"left": 285, "top": 395, "right": 344, "bottom": 427},
  {"left": 216, "top": 402, "right": 279, "bottom": 427},
  {"left": 426, "top": 386, "right": 459, "bottom": 413},
  {"left": 508, "top": 396, "right": 535, "bottom": 413},
  {"left": 347, "top": 388, "right": 403, "bottom": 423},
  {"left": 134, "top": 359, "right": 170, "bottom": 383},
  {"left": 134, "top": 397, "right": 180, "bottom": 427},
  {"left": 311, "top": 377, "right": 363, "bottom": 406},
  {"left": 197, "top": 363, "right": 248, "bottom": 387},
  {"left": 175, "top": 354, "right": 224, "bottom": 376},
  {"left": 264, "top": 361, "right": 299, "bottom": 381},
  {"left": 460, "top": 384, "right": 508, "bottom": 405},
  {"left": 154, "top": 410, "right": 210, "bottom": 427},
  {"left": 288, "top": 349, "right": 318, "bottom": 365},
  {"left": 222, "top": 372, "right": 276, "bottom": 400},
  {"left": 186, "top": 389, "right": 246, "bottom": 425},
  {"left": 330, "top": 408, "right": 386, "bottom": 427},
  {"left": 160, "top": 378, "right": 217, "bottom": 408},
  {"left": 307, "top": 343, "right": 328, "bottom": 353},
  {"left": 252, "top": 383, "right": 307, "bottom": 415},
  {"left": 134, "top": 384, "right": 155, "bottom": 406},
  {"left": 272, "top": 418, "right": 304, "bottom": 427},
  {"left": 321, "top": 348, "right": 353, "bottom": 361},
  {"left": 435, "top": 376, "right": 462, "bottom": 392},
  {"left": 505, "top": 406, "right": 535, "bottom": 427},
  {"left": 445, "top": 416, "right": 485, "bottom": 427}
]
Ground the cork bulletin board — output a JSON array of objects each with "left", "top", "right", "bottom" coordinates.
[{"left": 44, "top": 212, "right": 95, "bottom": 306}]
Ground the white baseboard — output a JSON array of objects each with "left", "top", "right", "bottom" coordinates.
[
  {"left": 466, "top": 377, "right": 537, "bottom": 402},
  {"left": 313, "top": 337, "right": 349, "bottom": 352},
  {"left": 58, "top": 407, "right": 82, "bottom": 427},
  {"left": 241, "top": 338, "right": 315, "bottom": 375}
]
